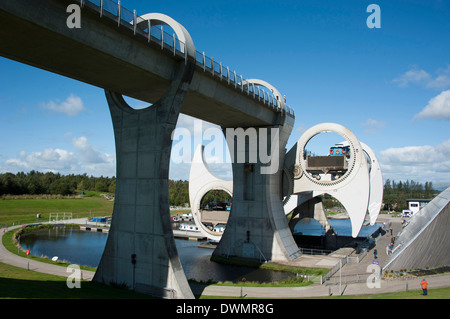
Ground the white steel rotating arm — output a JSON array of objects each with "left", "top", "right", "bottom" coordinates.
[
  {"left": 337, "top": 140, "right": 383, "bottom": 225},
  {"left": 189, "top": 145, "right": 232, "bottom": 241},
  {"left": 360, "top": 142, "right": 383, "bottom": 225}
]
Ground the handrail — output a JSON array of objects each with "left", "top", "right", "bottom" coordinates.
[{"left": 74, "top": 0, "right": 294, "bottom": 118}]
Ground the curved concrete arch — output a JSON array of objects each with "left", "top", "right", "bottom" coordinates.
[
  {"left": 135, "top": 13, "right": 196, "bottom": 59},
  {"left": 290, "top": 123, "right": 370, "bottom": 238},
  {"left": 240, "top": 79, "right": 286, "bottom": 112},
  {"left": 189, "top": 145, "right": 233, "bottom": 241}
]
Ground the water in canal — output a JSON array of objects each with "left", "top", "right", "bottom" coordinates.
[
  {"left": 293, "top": 218, "right": 383, "bottom": 237},
  {"left": 19, "top": 226, "right": 294, "bottom": 283},
  {"left": 19, "top": 219, "right": 381, "bottom": 283}
]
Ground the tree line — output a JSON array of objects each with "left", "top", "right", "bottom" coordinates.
[
  {"left": 1, "top": 172, "right": 437, "bottom": 211},
  {"left": 322, "top": 179, "right": 436, "bottom": 212},
  {"left": 0, "top": 171, "right": 116, "bottom": 196},
  {"left": 382, "top": 179, "right": 436, "bottom": 211},
  {"left": 0, "top": 171, "right": 196, "bottom": 206}
]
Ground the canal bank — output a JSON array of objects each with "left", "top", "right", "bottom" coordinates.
[
  {"left": 2, "top": 217, "right": 449, "bottom": 298},
  {"left": 0, "top": 224, "right": 96, "bottom": 280},
  {"left": 8, "top": 220, "right": 329, "bottom": 284}
]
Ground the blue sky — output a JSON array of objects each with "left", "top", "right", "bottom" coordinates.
[{"left": 1, "top": 0, "right": 449, "bottom": 188}]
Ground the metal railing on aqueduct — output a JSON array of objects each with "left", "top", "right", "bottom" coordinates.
[{"left": 77, "top": 0, "right": 295, "bottom": 117}]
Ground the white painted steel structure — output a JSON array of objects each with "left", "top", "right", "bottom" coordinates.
[
  {"left": 189, "top": 145, "right": 232, "bottom": 242},
  {"left": 284, "top": 123, "right": 379, "bottom": 238},
  {"left": 189, "top": 123, "right": 383, "bottom": 240}
]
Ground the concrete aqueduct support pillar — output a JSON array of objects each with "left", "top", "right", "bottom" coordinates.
[
  {"left": 93, "top": 12, "right": 197, "bottom": 299},
  {"left": 93, "top": 58, "right": 195, "bottom": 298},
  {"left": 212, "top": 113, "right": 301, "bottom": 262}
]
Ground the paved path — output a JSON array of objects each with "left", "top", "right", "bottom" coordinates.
[
  {"left": 1, "top": 218, "right": 449, "bottom": 298},
  {"left": 191, "top": 273, "right": 450, "bottom": 298},
  {"left": 331, "top": 215, "right": 403, "bottom": 279},
  {"left": 0, "top": 221, "right": 95, "bottom": 280}
]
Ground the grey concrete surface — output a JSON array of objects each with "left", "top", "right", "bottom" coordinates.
[
  {"left": 92, "top": 60, "right": 196, "bottom": 299},
  {"left": 213, "top": 118, "right": 301, "bottom": 262},
  {"left": 384, "top": 187, "right": 450, "bottom": 271}
]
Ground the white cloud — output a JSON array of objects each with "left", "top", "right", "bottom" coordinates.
[
  {"left": 3, "top": 148, "right": 78, "bottom": 173},
  {"left": 393, "top": 66, "right": 431, "bottom": 88},
  {"left": 426, "top": 66, "right": 450, "bottom": 89},
  {"left": 72, "top": 136, "right": 107, "bottom": 164},
  {"left": 41, "top": 94, "right": 85, "bottom": 116},
  {"left": 379, "top": 140, "right": 450, "bottom": 183},
  {"left": 414, "top": 90, "right": 450, "bottom": 120},
  {"left": 0, "top": 136, "right": 115, "bottom": 177},
  {"left": 361, "top": 118, "right": 386, "bottom": 134},
  {"left": 72, "top": 136, "right": 115, "bottom": 176},
  {"left": 393, "top": 65, "right": 450, "bottom": 89}
]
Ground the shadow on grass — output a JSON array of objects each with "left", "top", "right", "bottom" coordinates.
[{"left": 0, "top": 277, "right": 152, "bottom": 299}]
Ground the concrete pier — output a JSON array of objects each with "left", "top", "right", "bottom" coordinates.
[
  {"left": 93, "top": 60, "right": 195, "bottom": 299},
  {"left": 213, "top": 120, "right": 301, "bottom": 262}
]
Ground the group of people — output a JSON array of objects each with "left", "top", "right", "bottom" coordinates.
[
  {"left": 386, "top": 236, "right": 396, "bottom": 255},
  {"left": 374, "top": 222, "right": 430, "bottom": 296},
  {"left": 373, "top": 223, "right": 396, "bottom": 259}
]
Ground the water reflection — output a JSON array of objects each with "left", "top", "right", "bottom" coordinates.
[
  {"left": 293, "top": 218, "right": 382, "bottom": 237},
  {"left": 20, "top": 227, "right": 107, "bottom": 268},
  {"left": 175, "top": 239, "right": 293, "bottom": 283},
  {"left": 19, "top": 227, "right": 294, "bottom": 283}
]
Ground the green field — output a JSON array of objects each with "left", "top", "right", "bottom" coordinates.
[
  {"left": 0, "top": 194, "right": 191, "bottom": 227},
  {"left": 1, "top": 259, "right": 449, "bottom": 299},
  {"left": 0, "top": 262, "right": 151, "bottom": 299},
  {"left": 0, "top": 195, "right": 114, "bottom": 226}
]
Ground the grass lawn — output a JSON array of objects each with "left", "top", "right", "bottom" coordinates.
[
  {"left": 318, "top": 286, "right": 450, "bottom": 299},
  {"left": 0, "top": 262, "right": 151, "bottom": 299},
  {"left": 0, "top": 194, "right": 188, "bottom": 226},
  {"left": 2, "top": 258, "right": 448, "bottom": 299},
  {"left": 0, "top": 195, "right": 114, "bottom": 226}
]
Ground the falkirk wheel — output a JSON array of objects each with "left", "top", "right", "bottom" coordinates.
[
  {"left": 189, "top": 122, "right": 383, "bottom": 242},
  {"left": 283, "top": 123, "right": 383, "bottom": 237}
]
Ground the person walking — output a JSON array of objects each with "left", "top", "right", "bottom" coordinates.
[
  {"left": 373, "top": 248, "right": 378, "bottom": 259},
  {"left": 420, "top": 279, "right": 428, "bottom": 296}
]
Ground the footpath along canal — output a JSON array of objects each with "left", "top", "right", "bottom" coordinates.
[{"left": 1, "top": 217, "right": 450, "bottom": 298}]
